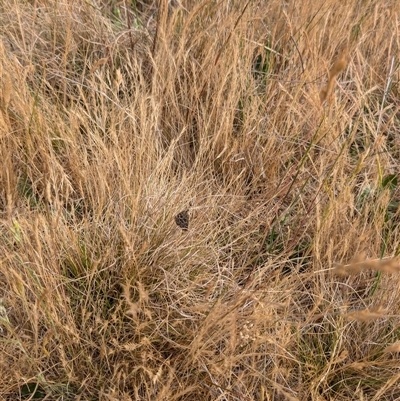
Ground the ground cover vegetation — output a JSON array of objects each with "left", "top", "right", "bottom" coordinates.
[{"left": 1, "top": 0, "right": 400, "bottom": 399}]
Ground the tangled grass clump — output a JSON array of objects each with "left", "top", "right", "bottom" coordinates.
[{"left": 1, "top": 0, "right": 400, "bottom": 400}]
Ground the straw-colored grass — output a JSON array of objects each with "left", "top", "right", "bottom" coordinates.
[{"left": 1, "top": 0, "right": 400, "bottom": 400}]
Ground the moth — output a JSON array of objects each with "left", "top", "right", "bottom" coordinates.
[{"left": 175, "top": 210, "right": 189, "bottom": 231}]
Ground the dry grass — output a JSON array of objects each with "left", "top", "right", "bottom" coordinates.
[{"left": 0, "top": 0, "right": 400, "bottom": 400}]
